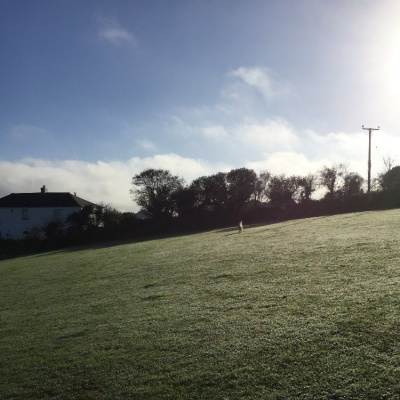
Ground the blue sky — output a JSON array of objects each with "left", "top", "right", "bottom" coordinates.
[{"left": 1, "top": 0, "right": 400, "bottom": 211}]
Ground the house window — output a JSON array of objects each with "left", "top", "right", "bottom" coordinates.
[
  {"left": 22, "top": 209, "right": 29, "bottom": 220},
  {"left": 54, "top": 209, "right": 62, "bottom": 220}
]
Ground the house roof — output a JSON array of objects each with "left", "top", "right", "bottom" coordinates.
[
  {"left": 0, "top": 192, "right": 95, "bottom": 208},
  {"left": 136, "top": 210, "right": 153, "bottom": 219}
]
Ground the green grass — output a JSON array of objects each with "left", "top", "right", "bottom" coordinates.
[{"left": 2, "top": 210, "right": 400, "bottom": 399}]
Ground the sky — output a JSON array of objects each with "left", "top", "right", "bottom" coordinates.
[{"left": 1, "top": 0, "right": 400, "bottom": 211}]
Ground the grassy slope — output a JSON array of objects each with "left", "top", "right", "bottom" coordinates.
[{"left": 1, "top": 210, "right": 400, "bottom": 399}]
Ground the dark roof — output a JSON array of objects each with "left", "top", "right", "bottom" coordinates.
[
  {"left": 136, "top": 210, "right": 153, "bottom": 219},
  {"left": 0, "top": 192, "right": 95, "bottom": 208}
]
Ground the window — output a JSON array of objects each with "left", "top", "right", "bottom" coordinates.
[
  {"left": 54, "top": 209, "right": 62, "bottom": 220},
  {"left": 22, "top": 209, "right": 29, "bottom": 220}
]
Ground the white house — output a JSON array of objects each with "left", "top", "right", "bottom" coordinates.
[{"left": 0, "top": 185, "right": 95, "bottom": 239}]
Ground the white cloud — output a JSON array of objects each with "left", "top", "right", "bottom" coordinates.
[
  {"left": 306, "top": 130, "right": 366, "bottom": 156},
  {"left": 235, "top": 119, "right": 297, "bottom": 150},
  {"left": 97, "top": 17, "right": 137, "bottom": 47},
  {"left": 127, "top": 154, "right": 229, "bottom": 182},
  {"left": 99, "top": 28, "right": 136, "bottom": 46},
  {"left": 169, "top": 65, "right": 295, "bottom": 158},
  {"left": 228, "top": 66, "right": 290, "bottom": 101},
  {"left": 202, "top": 125, "right": 229, "bottom": 141},
  {"left": 135, "top": 139, "right": 156, "bottom": 151},
  {"left": 168, "top": 115, "right": 200, "bottom": 138},
  {"left": 230, "top": 67, "right": 273, "bottom": 100},
  {"left": 195, "top": 118, "right": 298, "bottom": 159},
  {"left": 246, "top": 151, "right": 323, "bottom": 176}
]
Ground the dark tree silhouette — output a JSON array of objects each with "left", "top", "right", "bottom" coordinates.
[
  {"left": 227, "top": 167, "right": 258, "bottom": 216},
  {"left": 191, "top": 172, "right": 229, "bottom": 213},
  {"left": 297, "top": 173, "right": 318, "bottom": 202},
  {"left": 254, "top": 170, "right": 271, "bottom": 202},
  {"left": 381, "top": 166, "right": 400, "bottom": 191},
  {"left": 341, "top": 172, "right": 364, "bottom": 197},
  {"left": 131, "top": 169, "right": 185, "bottom": 219},
  {"left": 266, "top": 174, "right": 299, "bottom": 207}
]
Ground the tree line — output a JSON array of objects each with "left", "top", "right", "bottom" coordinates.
[{"left": 130, "top": 163, "right": 400, "bottom": 230}]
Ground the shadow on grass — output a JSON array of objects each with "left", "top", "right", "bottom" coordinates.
[
  {"left": 28, "top": 237, "right": 169, "bottom": 259},
  {"left": 2, "top": 221, "right": 280, "bottom": 261},
  {"left": 0, "top": 233, "right": 176, "bottom": 261},
  {"left": 216, "top": 222, "right": 271, "bottom": 236},
  {"left": 28, "top": 229, "right": 215, "bottom": 259}
]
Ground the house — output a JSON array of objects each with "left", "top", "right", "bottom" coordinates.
[{"left": 0, "top": 185, "right": 95, "bottom": 239}]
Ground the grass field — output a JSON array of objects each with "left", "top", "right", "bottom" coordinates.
[{"left": 1, "top": 210, "right": 400, "bottom": 399}]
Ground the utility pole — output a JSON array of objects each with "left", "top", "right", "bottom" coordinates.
[{"left": 362, "top": 125, "right": 380, "bottom": 193}]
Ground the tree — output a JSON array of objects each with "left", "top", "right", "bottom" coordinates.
[
  {"left": 172, "top": 186, "right": 198, "bottom": 220},
  {"left": 254, "top": 170, "right": 271, "bottom": 202},
  {"left": 93, "top": 203, "right": 122, "bottom": 229},
  {"left": 130, "top": 169, "right": 185, "bottom": 219},
  {"left": 190, "top": 172, "right": 229, "bottom": 212},
  {"left": 381, "top": 166, "right": 400, "bottom": 191},
  {"left": 375, "top": 155, "right": 397, "bottom": 190},
  {"left": 43, "top": 220, "right": 64, "bottom": 241},
  {"left": 383, "top": 154, "right": 396, "bottom": 173},
  {"left": 319, "top": 165, "right": 338, "bottom": 198},
  {"left": 341, "top": 172, "right": 364, "bottom": 197},
  {"left": 297, "top": 173, "right": 318, "bottom": 202},
  {"left": 226, "top": 168, "right": 258, "bottom": 215},
  {"left": 266, "top": 174, "right": 299, "bottom": 207},
  {"left": 66, "top": 205, "right": 96, "bottom": 231},
  {"left": 319, "top": 163, "right": 347, "bottom": 198},
  {"left": 65, "top": 205, "right": 97, "bottom": 240},
  {"left": 179, "top": 173, "right": 229, "bottom": 227}
]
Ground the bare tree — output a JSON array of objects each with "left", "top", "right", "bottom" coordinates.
[
  {"left": 374, "top": 154, "right": 397, "bottom": 190},
  {"left": 383, "top": 154, "right": 396, "bottom": 173}
]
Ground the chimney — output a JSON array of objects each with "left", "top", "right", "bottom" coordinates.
[{"left": 41, "top": 185, "right": 48, "bottom": 194}]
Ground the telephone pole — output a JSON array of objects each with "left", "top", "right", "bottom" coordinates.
[{"left": 362, "top": 125, "right": 380, "bottom": 193}]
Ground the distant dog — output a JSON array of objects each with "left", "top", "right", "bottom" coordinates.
[{"left": 238, "top": 221, "right": 243, "bottom": 233}]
